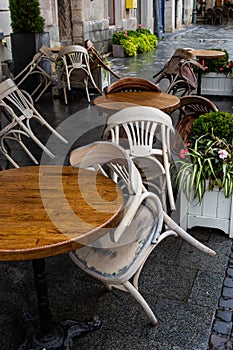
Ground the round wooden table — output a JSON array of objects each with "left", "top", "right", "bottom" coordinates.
[
  {"left": 0, "top": 166, "right": 123, "bottom": 349},
  {"left": 190, "top": 49, "right": 226, "bottom": 60},
  {"left": 188, "top": 49, "right": 226, "bottom": 95},
  {"left": 93, "top": 91, "right": 180, "bottom": 114}
]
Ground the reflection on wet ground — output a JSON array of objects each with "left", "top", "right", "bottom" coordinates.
[{"left": 110, "top": 24, "right": 233, "bottom": 82}]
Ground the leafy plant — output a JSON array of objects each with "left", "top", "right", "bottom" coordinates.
[
  {"left": 189, "top": 111, "right": 233, "bottom": 144},
  {"left": 203, "top": 49, "right": 233, "bottom": 77},
  {"left": 9, "top": 0, "right": 45, "bottom": 33},
  {"left": 173, "top": 111, "right": 233, "bottom": 202},
  {"left": 111, "top": 24, "right": 158, "bottom": 57}
]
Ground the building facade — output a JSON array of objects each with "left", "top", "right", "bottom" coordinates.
[{"left": 0, "top": 0, "right": 195, "bottom": 68}]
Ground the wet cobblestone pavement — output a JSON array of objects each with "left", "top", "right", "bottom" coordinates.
[
  {"left": 0, "top": 24, "right": 233, "bottom": 350},
  {"left": 208, "top": 249, "right": 233, "bottom": 350}
]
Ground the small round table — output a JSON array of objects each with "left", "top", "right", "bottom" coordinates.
[
  {"left": 93, "top": 91, "right": 180, "bottom": 114},
  {"left": 188, "top": 49, "right": 226, "bottom": 95},
  {"left": 0, "top": 166, "right": 123, "bottom": 349}
]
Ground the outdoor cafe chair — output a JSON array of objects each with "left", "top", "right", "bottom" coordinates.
[
  {"left": 214, "top": 7, "right": 223, "bottom": 25},
  {"left": 105, "top": 77, "right": 161, "bottom": 94},
  {"left": 153, "top": 48, "right": 204, "bottom": 96},
  {"left": 172, "top": 95, "right": 218, "bottom": 144},
  {"left": 103, "top": 106, "right": 176, "bottom": 213},
  {"left": 0, "top": 78, "right": 68, "bottom": 168},
  {"left": 13, "top": 44, "right": 55, "bottom": 102},
  {"left": 56, "top": 45, "right": 102, "bottom": 104},
  {"left": 68, "top": 141, "right": 216, "bottom": 326},
  {"left": 205, "top": 8, "right": 214, "bottom": 25}
]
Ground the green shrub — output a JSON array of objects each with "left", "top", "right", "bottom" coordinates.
[
  {"left": 189, "top": 111, "right": 233, "bottom": 144},
  {"left": 111, "top": 25, "right": 158, "bottom": 56},
  {"left": 9, "top": 0, "right": 45, "bottom": 33},
  {"left": 203, "top": 49, "right": 232, "bottom": 75}
]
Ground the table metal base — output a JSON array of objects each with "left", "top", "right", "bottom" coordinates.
[{"left": 18, "top": 315, "right": 101, "bottom": 350}]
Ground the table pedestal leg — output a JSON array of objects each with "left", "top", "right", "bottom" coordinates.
[
  {"left": 18, "top": 258, "right": 101, "bottom": 350},
  {"left": 197, "top": 70, "right": 202, "bottom": 95}
]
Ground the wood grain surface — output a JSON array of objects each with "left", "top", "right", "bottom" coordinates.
[
  {"left": 0, "top": 166, "right": 123, "bottom": 261},
  {"left": 93, "top": 91, "right": 180, "bottom": 114}
]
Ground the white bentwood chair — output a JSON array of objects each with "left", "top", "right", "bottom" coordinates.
[
  {"left": 0, "top": 78, "right": 68, "bottom": 167},
  {"left": 103, "top": 106, "right": 176, "bottom": 212},
  {"left": 14, "top": 44, "right": 55, "bottom": 102},
  {"left": 57, "top": 45, "right": 102, "bottom": 104},
  {"left": 68, "top": 141, "right": 216, "bottom": 326}
]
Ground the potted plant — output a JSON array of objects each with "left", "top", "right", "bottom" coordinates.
[
  {"left": 200, "top": 49, "right": 233, "bottom": 96},
  {"left": 111, "top": 24, "right": 158, "bottom": 57},
  {"left": 9, "top": 0, "right": 50, "bottom": 91},
  {"left": 173, "top": 111, "right": 233, "bottom": 237}
]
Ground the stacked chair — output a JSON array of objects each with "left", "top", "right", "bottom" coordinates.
[
  {"left": 153, "top": 48, "right": 204, "bottom": 96},
  {"left": 0, "top": 78, "right": 67, "bottom": 168},
  {"left": 56, "top": 45, "right": 102, "bottom": 104},
  {"left": 13, "top": 44, "right": 55, "bottom": 102},
  {"left": 68, "top": 141, "right": 216, "bottom": 326}
]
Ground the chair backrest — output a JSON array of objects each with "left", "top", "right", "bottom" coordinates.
[
  {"left": 105, "top": 77, "right": 161, "bottom": 94},
  {"left": 0, "top": 78, "right": 34, "bottom": 115},
  {"left": 229, "top": 7, "right": 233, "bottom": 18},
  {"left": 103, "top": 106, "right": 174, "bottom": 159},
  {"left": 222, "top": 6, "right": 229, "bottom": 17},
  {"left": 103, "top": 106, "right": 176, "bottom": 212},
  {"left": 57, "top": 45, "right": 90, "bottom": 70},
  {"left": 39, "top": 44, "right": 56, "bottom": 62},
  {"left": 70, "top": 141, "right": 145, "bottom": 242},
  {"left": 174, "top": 95, "right": 219, "bottom": 143}
]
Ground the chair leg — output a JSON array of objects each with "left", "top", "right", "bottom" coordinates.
[
  {"left": 163, "top": 212, "right": 216, "bottom": 256},
  {"left": 123, "top": 280, "right": 158, "bottom": 325}
]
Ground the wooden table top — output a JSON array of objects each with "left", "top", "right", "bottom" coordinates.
[
  {"left": 93, "top": 91, "right": 180, "bottom": 114},
  {"left": 0, "top": 166, "right": 123, "bottom": 261},
  {"left": 189, "top": 49, "right": 226, "bottom": 59},
  {"left": 50, "top": 46, "right": 64, "bottom": 53}
]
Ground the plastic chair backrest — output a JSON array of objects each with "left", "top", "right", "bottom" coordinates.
[{"left": 104, "top": 106, "right": 173, "bottom": 158}]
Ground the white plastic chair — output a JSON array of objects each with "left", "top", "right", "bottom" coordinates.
[
  {"left": 13, "top": 45, "right": 55, "bottom": 102},
  {"left": 103, "top": 106, "right": 176, "bottom": 212},
  {"left": 68, "top": 141, "right": 216, "bottom": 326},
  {"left": 0, "top": 78, "right": 68, "bottom": 168},
  {"left": 57, "top": 45, "right": 102, "bottom": 104}
]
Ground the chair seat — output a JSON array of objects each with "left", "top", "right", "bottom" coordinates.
[{"left": 69, "top": 202, "right": 155, "bottom": 282}]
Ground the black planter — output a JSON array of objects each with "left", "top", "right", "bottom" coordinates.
[{"left": 11, "top": 32, "right": 50, "bottom": 93}]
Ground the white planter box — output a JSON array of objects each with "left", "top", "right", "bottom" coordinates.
[
  {"left": 179, "top": 188, "right": 233, "bottom": 238},
  {"left": 200, "top": 72, "right": 233, "bottom": 96},
  {"left": 90, "top": 67, "right": 111, "bottom": 92}
]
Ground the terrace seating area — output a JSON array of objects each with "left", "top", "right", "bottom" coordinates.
[{"left": 0, "top": 24, "right": 233, "bottom": 350}]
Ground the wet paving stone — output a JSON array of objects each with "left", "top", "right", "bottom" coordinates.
[
  {"left": 224, "top": 278, "right": 233, "bottom": 288},
  {"left": 216, "top": 309, "right": 232, "bottom": 323},
  {"left": 223, "top": 287, "right": 233, "bottom": 299},
  {"left": 212, "top": 320, "right": 232, "bottom": 336},
  {"left": 208, "top": 334, "right": 232, "bottom": 350}
]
